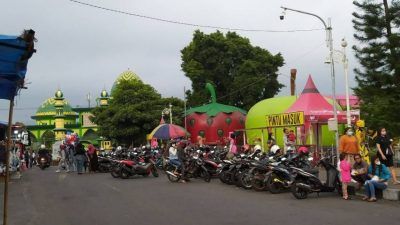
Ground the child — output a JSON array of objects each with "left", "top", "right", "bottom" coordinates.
[
  {"left": 340, "top": 153, "right": 351, "bottom": 200},
  {"left": 288, "top": 130, "right": 296, "bottom": 142}
]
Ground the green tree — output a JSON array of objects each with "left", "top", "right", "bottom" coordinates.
[
  {"left": 352, "top": 0, "right": 400, "bottom": 135},
  {"left": 181, "top": 30, "right": 284, "bottom": 111},
  {"left": 91, "top": 80, "right": 184, "bottom": 146}
]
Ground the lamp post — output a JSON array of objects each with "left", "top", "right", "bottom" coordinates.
[
  {"left": 340, "top": 38, "right": 351, "bottom": 128},
  {"left": 169, "top": 103, "right": 173, "bottom": 124},
  {"left": 280, "top": 6, "right": 340, "bottom": 156},
  {"left": 328, "top": 38, "right": 351, "bottom": 127},
  {"left": 163, "top": 104, "right": 173, "bottom": 124}
]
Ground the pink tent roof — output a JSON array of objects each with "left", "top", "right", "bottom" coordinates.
[{"left": 286, "top": 75, "right": 349, "bottom": 123}]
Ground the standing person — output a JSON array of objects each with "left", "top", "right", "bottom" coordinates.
[
  {"left": 339, "top": 127, "right": 359, "bottom": 164},
  {"left": 24, "top": 149, "right": 30, "bottom": 170},
  {"left": 226, "top": 133, "right": 237, "bottom": 159},
  {"left": 31, "top": 151, "right": 36, "bottom": 166},
  {"left": 340, "top": 153, "right": 352, "bottom": 200},
  {"left": 351, "top": 154, "right": 369, "bottom": 189},
  {"left": 376, "top": 128, "right": 400, "bottom": 184},
  {"left": 74, "top": 143, "right": 86, "bottom": 175},
  {"left": 363, "top": 155, "right": 391, "bottom": 202},
  {"left": 56, "top": 143, "right": 67, "bottom": 173},
  {"left": 283, "top": 128, "right": 290, "bottom": 154},
  {"left": 87, "top": 144, "right": 98, "bottom": 172},
  {"left": 177, "top": 141, "right": 188, "bottom": 183},
  {"left": 197, "top": 136, "right": 204, "bottom": 148}
]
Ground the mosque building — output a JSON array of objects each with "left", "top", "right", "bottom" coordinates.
[{"left": 26, "top": 70, "right": 141, "bottom": 149}]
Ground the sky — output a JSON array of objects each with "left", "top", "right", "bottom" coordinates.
[{"left": 0, "top": 0, "right": 359, "bottom": 124}]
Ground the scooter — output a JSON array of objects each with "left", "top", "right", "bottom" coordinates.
[{"left": 291, "top": 156, "right": 341, "bottom": 199}]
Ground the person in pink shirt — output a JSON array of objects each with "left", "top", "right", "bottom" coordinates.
[
  {"left": 340, "top": 153, "right": 352, "bottom": 200},
  {"left": 229, "top": 133, "right": 237, "bottom": 155}
]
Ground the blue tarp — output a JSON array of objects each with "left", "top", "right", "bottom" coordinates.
[
  {"left": 0, "top": 35, "right": 29, "bottom": 81},
  {"left": 0, "top": 34, "right": 33, "bottom": 100}
]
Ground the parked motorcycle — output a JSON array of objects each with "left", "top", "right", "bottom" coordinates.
[
  {"left": 291, "top": 156, "right": 341, "bottom": 199},
  {"left": 165, "top": 152, "right": 211, "bottom": 183},
  {"left": 97, "top": 156, "right": 114, "bottom": 173},
  {"left": 118, "top": 152, "right": 159, "bottom": 179}
]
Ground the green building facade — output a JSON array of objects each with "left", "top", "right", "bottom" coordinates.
[{"left": 26, "top": 70, "right": 141, "bottom": 149}]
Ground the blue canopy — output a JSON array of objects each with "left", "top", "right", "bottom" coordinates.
[{"left": 0, "top": 32, "right": 35, "bottom": 100}]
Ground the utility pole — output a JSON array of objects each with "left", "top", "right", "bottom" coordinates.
[{"left": 281, "top": 6, "right": 340, "bottom": 158}]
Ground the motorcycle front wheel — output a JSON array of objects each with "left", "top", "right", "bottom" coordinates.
[
  {"left": 239, "top": 170, "right": 253, "bottom": 190},
  {"left": 219, "top": 170, "right": 233, "bottom": 185},
  {"left": 120, "top": 168, "right": 130, "bottom": 179},
  {"left": 152, "top": 167, "right": 159, "bottom": 177},
  {"left": 291, "top": 182, "right": 309, "bottom": 199},
  {"left": 252, "top": 175, "right": 267, "bottom": 191},
  {"left": 267, "top": 174, "right": 284, "bottom": 194},
  {"left": 200, "top": 169, "right": 211, "bottom": 183},
  {"left": 111, "top": 167, "right": 120, "bottom": 178}
]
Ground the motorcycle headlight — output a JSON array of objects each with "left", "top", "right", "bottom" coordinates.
[{"left": 40, "top": 158, "right": 46, "bottom": 162}]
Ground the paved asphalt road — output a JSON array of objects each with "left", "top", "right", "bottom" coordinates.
[{"left": 6, "top": 167, "right": 400, "bottom": 225}]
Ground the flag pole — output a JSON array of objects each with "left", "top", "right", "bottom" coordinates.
[{"left": 3, "top": 96, "right": 15, "bottom": 225}]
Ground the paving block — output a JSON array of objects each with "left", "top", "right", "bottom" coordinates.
[{"left": 383, "top": 188, "right": 400, "bottom": 201}]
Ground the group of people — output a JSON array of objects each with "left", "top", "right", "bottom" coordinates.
[
  {"left": 55, "top": 142, "right": 99, "bottom": 174},
  {"left": 339, "top": 127, "right": 398, "bottom": 202}
]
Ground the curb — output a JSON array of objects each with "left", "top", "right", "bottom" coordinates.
[{"left": 355, "top": 188, "right": 400, "bottom": 201}]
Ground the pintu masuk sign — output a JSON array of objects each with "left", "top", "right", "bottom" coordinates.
[{"left": 266, "top": 111, "right": 304, "bottom": 127}]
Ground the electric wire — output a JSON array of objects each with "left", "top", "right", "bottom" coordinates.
[{"left": 68, "top": 0, "right": 324, "bottom": 33}]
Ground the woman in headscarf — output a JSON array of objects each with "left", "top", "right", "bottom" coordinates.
[{"left": 87, "top": 144, "right": 98, "bottom": 172}]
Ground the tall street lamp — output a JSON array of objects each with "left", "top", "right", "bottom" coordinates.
[{"left": 280, "top": 6, "right": 340, "bottom": 156}]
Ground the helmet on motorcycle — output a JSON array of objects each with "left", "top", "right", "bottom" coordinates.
[
  {"left": 270, "top": 145, "right": 280, "bottom": 154},
  {"left": 40, "top": 144, "right": 46, "bottom": 149},
  {"left": 298, "top": 146, "right": 309, "bottom": 155},
  {"left": 254, "top": 145, "right": 262, "bottom": 151},
  {"left": 117, "top": 146, "right": 122, "bottom": 151}
]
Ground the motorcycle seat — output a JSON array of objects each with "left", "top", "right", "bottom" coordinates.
[
  {"left": 136, "top": 163, "right": 152, "bottom": 170},
  {"left": 304, "top": 168, "right": 319, "bottom": 175}
]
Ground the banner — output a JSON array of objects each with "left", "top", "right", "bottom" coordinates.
[{"left": 266, "top": 111, "right": 304, "bottom": 127}]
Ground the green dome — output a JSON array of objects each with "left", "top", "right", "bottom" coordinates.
[
  {"left": 100, "top": 89, "right": 109, "bottom": 98},
  {"left": 35, "top": 97, "right": 76, "bottom": 117},
  {"left": 111, "top": 70, "right": 141, "bottom": 92},
  {"left": 55, "top": 89, "right": 63, "bottom": 98}
]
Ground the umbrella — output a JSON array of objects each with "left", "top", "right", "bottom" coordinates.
[{"left": 149, "top": 124, "right": 190, "bottom": 140}]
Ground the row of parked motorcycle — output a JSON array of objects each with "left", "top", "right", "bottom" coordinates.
[
  {"left": 163, "top": 146, "right": 343, "bottom": 200},
  {"left": 98, "top": 147, "right": 162, "bottom": 179},
  {"left": 216, "top": 149, "right": 343, "bottom": 199},
  {"left": 101, "top": 145, "right": 343, "bottom": 199}
]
